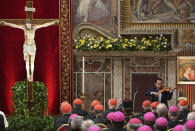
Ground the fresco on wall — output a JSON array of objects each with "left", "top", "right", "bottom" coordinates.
[
  {"left": 72, "top": 0, "right": 118, "bottom": 36},
  {"left": 129, "top": 0, "right": 195, "bottom": 23},
  {"left": 177, "top": 56, "right": 195, "bottom": 84}
]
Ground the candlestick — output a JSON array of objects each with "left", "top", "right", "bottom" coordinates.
[{"left": 82, "top": 57, "right": 85, "bottom": 93}]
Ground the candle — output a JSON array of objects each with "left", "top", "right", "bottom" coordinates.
[{"left": 82, "top": 57, "right": 85, "bottom": 94}]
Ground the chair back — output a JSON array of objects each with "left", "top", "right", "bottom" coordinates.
[
  {"left": 57, "top": 124, "right": 69, "bottom": 131},
  {"left": 95, "top": 123, "right": 107, "bottom": 129}
]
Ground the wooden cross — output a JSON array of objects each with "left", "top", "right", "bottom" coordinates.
[
  {"left": 0, "top": 1, "right": 58, "bottom": 102},
  {"left": 26, "top": 1, "right": 35, "bottom": 103},
  {"left": 1, "top": 1, "right": 57, "bottom": 25},
  {"left": 25, "top": 1, "right": 35, "bottom": 20}
]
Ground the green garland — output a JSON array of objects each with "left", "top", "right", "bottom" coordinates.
[
  {"left": 74, "top": 35, "right": 172, "bottom": 51},
  {"left": 7, "top": 80, "right": 54, "bottom": 131}
]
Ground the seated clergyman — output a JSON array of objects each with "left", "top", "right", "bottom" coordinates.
[{"left": 53, "top": 101, "right": 72, "bottom": 131}]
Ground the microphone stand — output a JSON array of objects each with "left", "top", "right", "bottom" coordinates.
[{"left": 133, "top": 89, "right": 138, "bottom": 113}]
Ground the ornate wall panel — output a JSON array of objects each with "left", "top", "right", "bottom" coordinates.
[
  {"left": 73, "top": 57, "right": 112, "bottom": 111},
  {"left": 124, "top": 57, "right": 167, "bottom": 99},
  {"left": 60, "top": 0, "right": 73, "bottom": 103}
]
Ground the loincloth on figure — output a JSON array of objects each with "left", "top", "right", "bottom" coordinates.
[{"left": 23, "top": 43, "right": 36, "bottom": 61}]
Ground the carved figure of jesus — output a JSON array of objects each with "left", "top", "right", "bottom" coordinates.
[{"left": 0, "top": 19, "right": 59, "bottom": 81}]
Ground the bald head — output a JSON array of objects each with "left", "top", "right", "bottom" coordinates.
[
  {"left": 81, "top": 119, "right": 94, "bottom": 131},
  {"left": 156, "top": 103, "right": 168, "bottom": 117}
]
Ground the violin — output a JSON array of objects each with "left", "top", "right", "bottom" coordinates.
[{"left": 159, "top": 86, "right": 176, "bottom": 93}]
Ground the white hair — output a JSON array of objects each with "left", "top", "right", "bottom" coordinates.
[
  {"left": 143, "top": 106, "right": 151, "bottom": 111},
  {"left": 81, "top": 119, "right": 94, "bottom": 131},
  {"left": 127, "top": 123, "right": 143, "bottom": 131},
  {"left": 193, "top": 104, "right": 195, "bottom": 112},
  {"left": 187, "top": 112, "right": 195, "bottom": 120},
  {"left": 71, "top": 116, "right": 83, "bottom": 129},
  {"left": 156, "top": 103, "right": 168, "bottom": 116},
  {"left": 179, "top": 105, "right": 188, "bottom": 111}
]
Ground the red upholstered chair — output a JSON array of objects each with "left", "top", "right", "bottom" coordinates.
[
  {"left": 57, "top": 124, "right": 69, "bottom": 131},
  {"left": 95, "top": 123, "right": 107, "bottom": 129}
]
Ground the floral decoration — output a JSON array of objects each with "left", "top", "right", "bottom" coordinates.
[{"left": 74, "top": 35, "right": 172, "bottom": 51}]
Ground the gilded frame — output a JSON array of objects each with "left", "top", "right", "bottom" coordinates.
[
  {"left": 119, "top": 0, "right": 195, "bottom": 33},
  {"left": 177, "top": 56, "right": 195, "bottom": 84}
]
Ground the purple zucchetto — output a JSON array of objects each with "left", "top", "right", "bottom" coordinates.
[
  {"left": 173, "top": 124, "right": 183, "bottom": 131},
  {"left": 144, "top": 112, "right": 156, "bottom": 122},
  {"left": 69, "top": 114, "right": 78, "bottom": 120},
  {"left": 169, "top": 105, "right": 179, "bottom": 113},
  {"left": 155, "top": 117, "right": 168, "bottom": 127},
  {"left": 185, "top": 120, "right": 195, "bottom": 130},
  {"left": 106, "top": 112, "right": 114, "bottom": 121},
  {"left": 88, "top": 126, "right": 100, "bottom": 131},
  {"left": 128, "top": 118, "right": 142, "bottom": 124},
  {"left": 137, "top": 125, "right": 153, "bottom": 131},
  {"left": 112, "top": 111, "right": 125, "bottom": 122}
]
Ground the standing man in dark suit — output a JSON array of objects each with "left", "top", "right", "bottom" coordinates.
[{"left": 146, "top": 78, "right": 175, "bottom": 107}]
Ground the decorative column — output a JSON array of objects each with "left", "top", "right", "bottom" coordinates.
[
  {"left": 113, "top": 57, "right": 123, "bottom": 106},
  {"left": 168, "top": 57, "right": 177, "bottom": 106}
]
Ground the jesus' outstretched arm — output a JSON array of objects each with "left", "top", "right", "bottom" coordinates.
[
  {"left": 34, "top": 20, "right": 59, "bottom": 30},
  {"left": 0, "top": 21, "right": 24, "bottom": 30}
]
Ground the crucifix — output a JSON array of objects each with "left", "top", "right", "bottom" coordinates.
[{"left": 0, "top": 1, "right": 59, "bottom": 102}]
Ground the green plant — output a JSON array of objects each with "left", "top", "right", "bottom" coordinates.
[
  {"left": 8, "top": 80, "right": 53, "bottom": 131},
  {"left": 11, "top": 80, "right": 48, "bottom": 117},
  {"left": 7, "top": 115, "right": 54, "bottom": 131}
]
